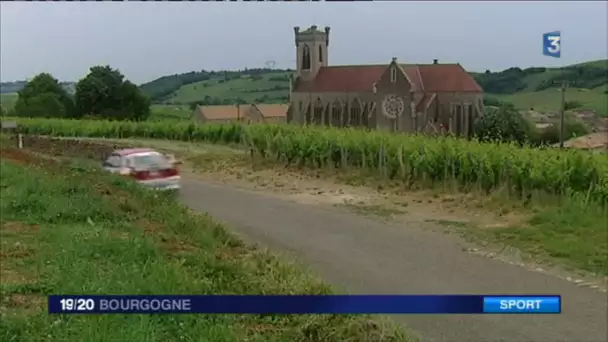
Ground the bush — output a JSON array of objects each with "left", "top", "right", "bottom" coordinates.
[
  {"left": 534, "top": 120, "right": 589, "bottom": 146},
  {"left": 474, "top": 104, "right": 533, "bottom": 144},
  {"left": 564, "top": 101, "right": 583, "bottom": 111}
]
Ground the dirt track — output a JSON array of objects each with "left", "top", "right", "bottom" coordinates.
[{"left": 180, "top": 175, "right": 607, "bottom": 342}]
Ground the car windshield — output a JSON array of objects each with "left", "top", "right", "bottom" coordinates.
[{"left": 130, "top": 153, "right": 172, "bottom": 170}]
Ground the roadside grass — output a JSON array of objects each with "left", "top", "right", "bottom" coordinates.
[
  {"left": 92, "top": 138, "right": 608, "bottom": 277},
  {"left": 429, "top": 194, "right": 608, "bottom": 276},
  {"left": 334, "top": 201, "right": 406, "bottom": 219},
  {"left": 0, "top": 148, "right": 413, "bottom": 342},
  {"left": 484, "top": 198, "right": 607, "bottom": 274}
]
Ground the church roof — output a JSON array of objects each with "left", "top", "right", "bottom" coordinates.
[
  {"left": 294, "top": 63, "right": 482, "bottom": 93},
  {"left": 253, "top": 104, "right": 289, "bottom": 118},
  {"left": 193, "top": 105, "right": 251, "bottom": 120}
]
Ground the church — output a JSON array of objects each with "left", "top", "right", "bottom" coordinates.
[{"left": 287, "top": 25, "right": 484, "bottom": 137}]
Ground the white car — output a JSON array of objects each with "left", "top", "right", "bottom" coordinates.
[{"left": 102, "top": 148, "right": 181, "bottom": 191}]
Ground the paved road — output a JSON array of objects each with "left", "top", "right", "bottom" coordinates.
[{"left": 180, "top": 176, "right": 608, "bottom": 342}]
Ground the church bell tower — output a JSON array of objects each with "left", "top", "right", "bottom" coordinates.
[{"left": 294, "top": 25, "right": 329, "bottom": 82}]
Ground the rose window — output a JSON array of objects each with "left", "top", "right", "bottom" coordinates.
[{"left": 382, "top": 94, "right": 404, "bottom": 119}]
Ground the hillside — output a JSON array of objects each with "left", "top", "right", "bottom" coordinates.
[
  {"left": 140, "top": 68, "right": 292, "bottom": 105},
  {"left": 2, "top": 60, "right": 606, "bottom": 118},
  {"left": 474, "top": 60, "right": 607, "bottom": 116},
  {"left": 140, "top": 60, "right": 607, "bottom": 116}
]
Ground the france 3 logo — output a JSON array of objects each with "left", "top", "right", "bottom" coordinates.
[{"left": 543, "top": 31, "right": 561, "bottom": 58}]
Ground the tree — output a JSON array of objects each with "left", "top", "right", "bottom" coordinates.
[
  {"left": 116, "top": 80, "right": 151, "bottom": 121},
  {"left": 188, "top": 102, "right": 200, "bottom": 111},
  {"left": 15, "top": 93, "right": 67, "bottom": 118},
  {"left": 564, "top": 100, "right": 583, "bottom": 111},
  {"left": 14, "top": 93, "right": 67, "bottom": 118},
  {"left": 474, "top": 104, "right": 533, "bottom": 144},
  {"left": 14, "top": 73, "right": 75, "bottom": 118},
  {"left": 75, "top": 65, "right": 150, "bottom": 121}
]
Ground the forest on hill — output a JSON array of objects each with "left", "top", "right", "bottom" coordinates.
[{"left": 471, "top": 60, "right": 607, "bottom": 94}]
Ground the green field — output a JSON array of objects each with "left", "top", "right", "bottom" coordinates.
[
  {"left": 0, "top": 146, "right": 410, "bottom": 341},
  {"left": 0, "top": 92, "right": 18, "bottom": 110},
  {"left": 165, "top": 73, "right": 290, "bottom": 105},
  {"left": 155, "top": 60, "right": 606, "bottom": 116},
  {"left": 492, "top": 85, "right": 608, "bottom": 117},
  {"left": 474, "top": 59, "right": 608, "bottom": 117},
  {"left": 149, "top": 104, "right": 192, "bottom": 121}
]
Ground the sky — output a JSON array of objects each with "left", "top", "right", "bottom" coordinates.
[{"left": 1, "top": 2, "right": 607, "bottom": 84}]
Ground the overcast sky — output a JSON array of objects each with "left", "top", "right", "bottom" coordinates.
[{"left": 1, "top": 2, "right": 606, "bottom": 84}]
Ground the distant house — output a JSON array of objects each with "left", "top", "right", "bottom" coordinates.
[
  {"left": 248, "top": 104, "right": 289, "bottom": 124},
  {"left": 191, "top": 104, "right": 288, "bottom": 124},
  {"left": 191, "top": 105, "right": 251, "bottom": 124}
]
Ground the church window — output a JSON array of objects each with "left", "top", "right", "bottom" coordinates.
[
  {"left": 349, "top": 98, "right": 363, "bottom": 127},
  {"left": 455, "top": 104, "right": 463, "bottom": 136},
  {"left": 305, "top": 104, "right": 312, "bottom": 124},
  {"left": 302, "top": 45, "right": 311, "bottom": 70},
  {"left": 390, "top": 67, "right": 397, "bottom": 83},
  {"left": 361, "top": 103, "right": 370, "bottom": 127},
  {"left": 467, "top": 103, "right": 474, "bottom": 138},
  {"left": 319, "top": 45, "right": 323, "bottom": 62},
  {"left": 331, "top": 100, "right": 342, "bottom": 127},
  {"left": 313, "top": 98, "right": 324, "bottom": 125}
]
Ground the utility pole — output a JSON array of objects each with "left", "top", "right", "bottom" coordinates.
[
  {"left": 559, "top": 80, "right": 567, "bottom": 149},
  {"left": 237, "top": 101, "right": 241, "bottom": 122}
]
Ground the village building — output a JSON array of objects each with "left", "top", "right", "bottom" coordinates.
[
  {"left": 288, "top": 25, "right": 484, "bottom": 136},
  {"left": 192, "top": 104, "right": 288, "bottom": 124}
]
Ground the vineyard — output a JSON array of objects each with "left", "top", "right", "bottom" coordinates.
[{"left": 9, "top": 117, "right": 608, "bottom": 205}]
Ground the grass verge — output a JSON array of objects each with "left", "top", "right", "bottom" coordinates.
[
  {"left": 0, "top": 148, "right": 413, "bottom": 342},
  {"left": 429, "top": 195, "right": 608, "bottom": 276}
]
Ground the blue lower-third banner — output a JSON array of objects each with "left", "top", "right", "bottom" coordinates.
[{"left": 48, "top": 295, "right": 561, "bottom": 314}]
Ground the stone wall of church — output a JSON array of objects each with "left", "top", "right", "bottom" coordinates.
[
  {"left": 290, "top": 91, "right": 377, "bottom": 128},
  {"left": 435, "top": 92, "right": 484, "bottom": 137},
  {"left": 373, "top": 92, "right": 415, "bottom": 133},
  {"left": 373, "top": 61, "right": 417, "bottom": 133},
  {"left": 289, "top": 90, "right": 483, "bottom": 137}
]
